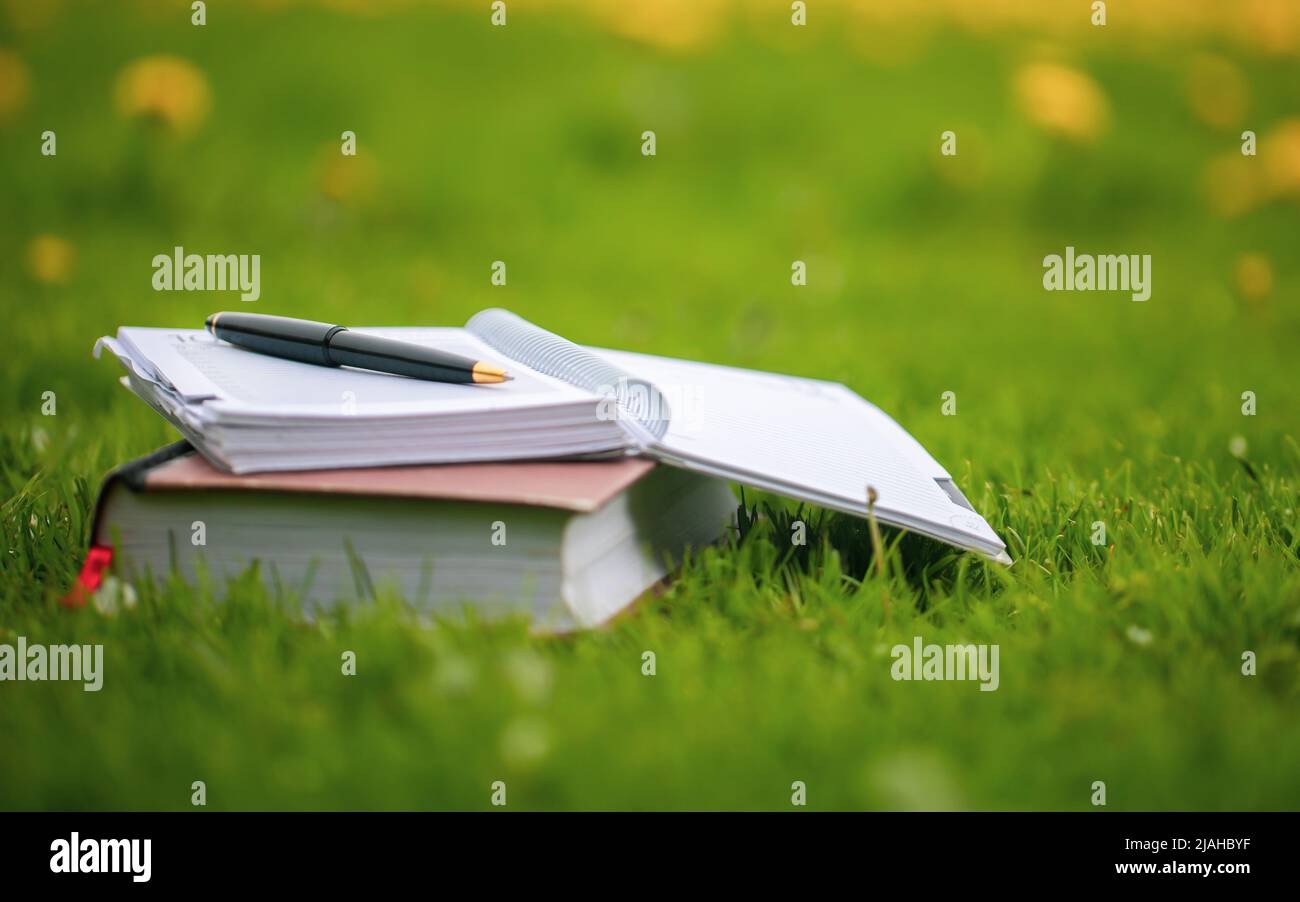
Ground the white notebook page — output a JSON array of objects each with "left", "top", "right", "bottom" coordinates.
[{"left": 593, "top": 347, "right": 1006, "bottom": 557}]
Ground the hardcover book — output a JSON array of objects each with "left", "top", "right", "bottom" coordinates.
[{"left": 76, "top": 442, "right": 738, "bottom": 631}]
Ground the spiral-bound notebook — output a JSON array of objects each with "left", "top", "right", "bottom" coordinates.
[{"left": 95, "top": 309, "right": 1009, "bottom": 562}]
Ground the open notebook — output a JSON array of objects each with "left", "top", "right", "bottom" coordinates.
[{"left": 95, "top": 309, "right": 1009, "bottom": 562}]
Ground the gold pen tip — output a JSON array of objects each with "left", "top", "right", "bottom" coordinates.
[{"left": 472, "top": 362, "right": 511, "bottom": 384}]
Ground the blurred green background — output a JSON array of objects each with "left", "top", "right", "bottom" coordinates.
[{"left": 1, "top": 0, "right": 1299, "bottom": 810}]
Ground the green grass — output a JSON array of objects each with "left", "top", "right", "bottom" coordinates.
[{"left": 2, "top": 3, "right": 1299, "bottom": 810}]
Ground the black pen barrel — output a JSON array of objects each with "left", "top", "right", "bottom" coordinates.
[
  {"left": 207, "top": 312, "right": 342, "bottom": 366},
  {"left": 325, "top": 331, "right": 481, "bottom": 383},
  {"left": 206, "top": 311, "right": 497, "bottom": 383}
]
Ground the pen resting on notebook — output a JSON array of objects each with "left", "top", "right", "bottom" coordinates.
[{"left": 205, "top": 312, "right": 512, "bottom": 384}]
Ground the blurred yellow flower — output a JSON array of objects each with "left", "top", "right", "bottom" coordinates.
[
  {"left": 1013, "top": 61, "right": 1109, "bottom": 142},
  {"left": 406, "top": 257, "right": 444, "bottom": 304},
  {"left": 1262, "top": 118, "right": 1300, "bottom": 197},
  {"left": 1185, "top": 54, "right": 1248, "bottom": 130},
  {"left": 1202, "top": 153, "right": 1261, "bottom": 218},
  {"left": 589, "top": 0, "right": 728, "bottom": 53},
  {"left": 114, "top": 55, "right": 212, "bottom": 137},
  {"left": 1234, "top": 252, "right": 1273, "bottom": 301},
  {"left": 316, "top": 146, "right": 378, "bottom": 205},
  {"left": 1237, "top": 0, "right": 1300, "bottom": 55},
  {"left": 0, "top": 49, "right": 31, "bottom": 125},
  {"left": 2, "top": 0, "right": 63, "bottom": 33},
  {"left": 27, "top": 235, "right": 75, "bottom": 285}
]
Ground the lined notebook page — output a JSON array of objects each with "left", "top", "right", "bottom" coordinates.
[{"left": 593, "top": 347, "right": 1006, "bottom": 555}]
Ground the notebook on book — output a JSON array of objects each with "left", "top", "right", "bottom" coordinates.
[
  {"left": 76, "top": 442, "right": 737, "bottom": 631},
  {"left": 95, "top": 308, "right": 1009, "bottom": 563}
]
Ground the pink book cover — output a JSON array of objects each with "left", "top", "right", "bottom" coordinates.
[
  {"left": 141, "top": 450, "right": 655, "bottom": 513},
  {"left": 66, "top": 445, "right": 658, "bottom": 607}
]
